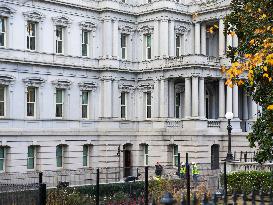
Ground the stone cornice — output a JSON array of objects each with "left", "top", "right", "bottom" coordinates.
[
  {"left": 0, "top": 4, "right": 15, "bottom": 17},
  {"left": 79, "top": 21, "right": 97, "bottom": 32},
  {"left": 137, "top": 82, "right": 154, "bottom": 91},
  {"left": 137, "top": 25, "right": 154, "bottom": 34},
  {"left": 23, "top": 10, "right": 45, "bottom": 22},
  {"left": 52, "top": 79, "right": 72, "bottom": 89},
  {"left": 118, "top": 83, "right": 135, "bottom": 92},
  {"left": 22, "top": 77, "right": 46, "bottom": 87},
  {"left": 52, "top": 15, "right": 72, "bottom": 27},
  {"left": 0, "top": 74, "right": 15, "bottom": 85},
  {"left": 78, "top": 81, "right": 98, "bottom": 91}
]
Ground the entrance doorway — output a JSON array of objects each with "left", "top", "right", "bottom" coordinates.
[
  {"left": 211, "top": 144, "right": 220, "bottom": 169},
  {"left": 123, "top": 144, "right": 132, "bottom": 177}
]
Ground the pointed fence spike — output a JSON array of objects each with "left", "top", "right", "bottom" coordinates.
[
  {"left": 251, "top": 191, "right": 256, "bottom": 205},
  {"left": 202, "top": 193, "right": 208, "bottom": 205},
  {"left": 259, "top": 190, "right": 264, "bottom": 205},
  {"left": 232, "top": 191, "right": 238, "bottom": 205},
  {"left": 242, "top": 192, "right": 247, "bottom": 205}
]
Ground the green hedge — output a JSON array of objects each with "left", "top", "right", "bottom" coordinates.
[{"left": 226, "top": 171, "right": 273, "bottom": 193}]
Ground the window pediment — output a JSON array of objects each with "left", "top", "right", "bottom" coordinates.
[
  {"left": 23, "top": 10, "right": 45, "bottom": 22},
  {"left": 52, "top": 16, "right": 72, "bottom": 27},
  {"left": 137, "top": 25, "right": 154, "bottom": 34},
  {"left": 137, "top": 82, "right": 154, "bottom": 91},
  {"left": 118, "top": 83, "right": 135, "bottom": 92},
  {"left": 175, "top": 25, "right": 190, "bottom": 34},
  {"left": 0, "top": 5, "right": 15, "bottom": 17},
  {"left": 119, "top": 25, "right": 134, "bottom": 34},
  {"left": 23, "top": 77, "right": 45, "bottom": 87},
  {"left": 78, "top": 81, "right": 97, "bottom": 91},
  {"left": 52, "top": 79, "right": 72, "bottom": 89},
  {"left": 80, "top": 21, "right": 96, "bottom": 32},
  {"left": 0, "top": 74, "right": 15, "bottom": 85}
]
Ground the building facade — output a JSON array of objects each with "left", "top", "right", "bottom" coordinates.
[{"left": 0, "top": 0, "right": 257, "bottom": 174}]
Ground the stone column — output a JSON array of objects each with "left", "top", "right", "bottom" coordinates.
[
  {"left": 201, "top": 23, "right": 206, "bottom": 55},
  {"left": 168, "top": 79, "right": 175, "bottom": 118},
  {"left": 199, "top": 77, "right": 205, "bottom": 118},
  {"left": 233, "top": 34, "right": 239, "bottom": 47},
  {"left": 103, "top": 78, "right": 112, "bottom": 118},
  {"left": 112, "top": 80, "right": 119, "bottom": 119},
  {"left": 153, "top": 20, "right": 159, "bottom": 58},
  {"left": 251, "top": 100, "right": 258, "bottom": 119},
  {"left": 153, "top": 79, "right": 159, "bottom": 118},
  {"left": 160, "top": 78, "right": 168, "bottom": 118},
  {"left": 243, "top": 91, "right": 249, "bottom": 120},
  {"left": 112, "top": 20, "right": 119, "bottom": 59},
  {"left": 160, "top": 19, "right": 169, "bottom": 57},
  {"left": 194, "top": 23, "right": 201, "bottom": 54},
  {"left": 184, "top": 77, "right": 191, "bottom": 118},
  {"left": 103, "top": 18, "right": 112, "bottom": 58},
  {"left": 226, "top": 34, "right": 233, "bottom": 52},
  {"left": 169, "top": 21, "right": 175, "bottom": 57},
  {"left": 219, "top": 19, "right": 225, "bottom": 57},
  {"left": 218, "top": 79, "right": 226, "bottom": 118},
  {"left": 226, "top": 86, "right": 233, "bottom": 113},
  {"left": 191, "top": 76, "right": 199, "bottom": 117},
  {"left": 232, "top": 85, "right": 239, "bottom": 118}
]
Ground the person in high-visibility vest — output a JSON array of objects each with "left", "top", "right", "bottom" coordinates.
[
  {"left": 192, "top": 162, "right": 199, "bottom": 185},
  {"left": 180, "top": 162, "right": 186, "bottom": 179}
]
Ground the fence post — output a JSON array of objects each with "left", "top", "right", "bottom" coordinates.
[
  {"left": 145, "top": 166, "right": 149, "bottom": 205},
  {"left": 186, "top": 153, "right": 190, "bottom": 205},
  {"left": 39, "top": 172, "right": 43, "bottom": 184},
  {"left": 39, "top": 183, "right": 47, "bottom": 205},
  {"left": 223, "top": 162, "right": 227, "bottom": 204},
  {"left": 178, "top": 153, "right": 181, "bottom": 177},
  {"left": 96, "top": 168, "right": 100, "bottom": 205}
]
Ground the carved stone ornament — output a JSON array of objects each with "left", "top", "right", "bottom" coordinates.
[
  {"left": 119, "top": 25, "right": 134, "bottom": 34},
  {"left": 0, "top": 5, "right": 15, "bottom": 17},
  {"left": 78, "top": 81, "right": 98, "bottom": 91},
  {"left": 23, "top": 77, "right": 45, "bottom": 87},
  {"left": 137, "top": 25, "right": 154, "bottom": 34},
  {"left": 52, "top": 79, "right": 72, "bottom": 89},
  {"left": 79, "top": 21, "right": 96, "bottom": 32},
  {"left": 23, "top": 10, "right": 45, "bottom": 22},
  {"left": 175, "top": 25, "right": 190, "bottom": 34},
  {"left": 175, "top": 83, "right": 185, "bottom": 93},
  {"left": 118, "top": 83, "right": 135, "bottom": 92},
  {"left": 52, "top": 16, "right": 72, "bottom": 27},
  {"left": 0, "top": 74, "right": 15, "bottom": 85},
  {"left": 137, "top": 83, "right": 154, "bottom": 92}
]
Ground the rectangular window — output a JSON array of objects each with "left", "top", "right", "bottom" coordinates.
[
  {"left": 121, "top": 92, "right": 126, "bottom": 119},
  {"left": 56, "top": 26, "right": 63, "bottom": 54},
  {"left": 56, "top": 89, "right": 63, "bottom": 118},
  {"left": 146, "top": 34, "right": 151, "bottom": 60},
  {"left": 82, "top": 30, "right": 89, "bottom": 57},
  {"left": 121, "top": 34, "right": 127, "bottom": 59},
  {"left": 173, "top": 145, "right": 178, "bottom": 166},
  {"left": 82, "top": 91, "right": 89, "bottom": 119},
  {"left": 176, "top": 35, "right": 181, "bottom": 57},
  {"left": 0, "top": 17, "right": 6, "bottom": 47},
  {"left": 175, "top": 93, "right": 180, "bottom": 118},
  {"left": 0, "top": 86, "right": 5, "bottom": 117},
  {"left": 27, "top": 87, "right": 36, "bottom": 117},
  {"left": 83, "top": 145, "right": 89, "bottom": 167},
  {"left": 27, "top": 21, "right": 36, "bottom": 51},
  {"left": 27, "top": 146, "right": 36, "bottom": 170},
  {"left": 146, "top": 92, "right": 151, "bottom": 119},
  {"left": 56, "top": 145, "right": 63, "bottom": 168},
  {"left": 144, "top": 145, "right": 149, "bottom": 166},
  {"left": 0, "top": 147, "right": 5, "bottom": 171}
]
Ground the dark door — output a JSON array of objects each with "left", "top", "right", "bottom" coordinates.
[
  {"left": 211, "top": 144, "right": 220, "bottom": 170},
  {"left": 124, "top": 150, "right": 131, "bottom": 177}
]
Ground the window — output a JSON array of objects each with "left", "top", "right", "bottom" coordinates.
[
  {"left": 144, "top": 145, "right": 148, "bottom": 166},
  {"left": 83, "top": 145, "right": 89, "bottom": 167},
  {"left": 121, "top": 34, "right": 127, "bottom": 59},
  {"left": 121, "top": 0, "right": 126, "bottom": 3},
  {"left": 176, "top": 35, "right": 181, "bottom": 57},
  {"left": 121, "top": 92, "right": 126, "bottom": 119},
  {"left": 147, "top": 0, "right": 152, "bottom": 3},
  {"left": 27, "top": 87, "right": 36, "bottom": 117},
  {"left": 0, "top": 17, "right": 6, "bottom": 47},
  {"left": 175, "top": 93, "right": 181, "bottom": 118},
  {"left": 0, "top": 147, "right": 5, "bottom": 171},
  {"left": 82, "top": 30, "right": 89, "bottom": 57},
  {"left": 27, "top": 146, "right": 36, "bottom": 170},
  {"left": 56, "top": 145, "right": 64, "bottom": 168},
  {"left": 145, "top": 34, "right": 151, "bottom": 60},
  {"left": 56, "top": 89, "right": 64, "bottom": 118},
  {"left": 0, "top": 86, "right": 5, "bottom": 117},
  {"left": 56, "top": 26, "right": 64, "bottom": 54},
  {"left": 173, "top": 145, "right": 178, "bottom": 166},
  {"left": 26, "top": 21, "right": 36, "bottom": 51},
  {"left": 82, "top": 91, "right": 89, "bottom": 119},
  {"left": 146, "top": 92, "right": 151, "bottom": 119}
]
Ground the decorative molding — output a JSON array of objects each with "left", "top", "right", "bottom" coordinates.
[
  {"left": 79, "top": 21, "right": 96, "bottom": 32},
  {"left": 0, "top": 74, "right": 15, "bottom": 85},
  {"left": 23, "top": 10, "right": 45, "bottom": 22},
  {"left": 175, "top": 84, "right": 185, "bottom": 93},
  {"left": 0, "top": 5, "right": 15, "bottom": 17},
  {"left": 137, "top": 25, "right": 154, "bottom": 34},
  {"left": 118, "top": 25, "right": 134, "bottom": 34},
  {"left": 78, "top": 81, "right": 98, "bottom": 91},
  {"left": 175, "top": 24, "right": 191, "bottom": 34},
  {"left": 118, "top": 83, "right": 135, "bottom": 92},
  {"left": 137, "top": 82, "right": 154, "bottom": 92},
  {"left": 52, "top": 16, "right": 72, "bottom": 27},
  {"left": 23, "top": 77, "right": 46, "bottom": 87},
  {"left": 52, "top": 79, "right": 72, "bottom": 89}
]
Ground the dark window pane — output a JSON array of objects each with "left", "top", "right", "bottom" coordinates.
[
  {"left": 27, "top": 103, "right": 34, "bottom": 116},
  {"left": 0, "top": 102, "right": 4, "bottom": 116},
  {"left": 27, "top": 158, "right": 34, "bottom": 169},
  {"left": 56, "top": 90, "right": 63, "bottom": 103},
  {"left": 0, "top": 34, "right": 4, "bottom": 47},
  {"left": 82, "top": 44, "right": 87, "bottom": 56},
  {"left": 56, "top": 104, "right": 63, "bottom": 117},
  {"left": 147, "top": 35, "right": 151, "bottom": 47},
  {"left": 147, "top": 92, "right": 151, "bottom": 105},
  {"left": 0, "top": 148, "right": 4, "bottom": 158},
  {"left": 121, "top": 34, "right": 126, "bottom": 47},
  {"left": 147, "top": 47, "right": 151, "bottom": 59},
  {"left": 82, "top": 92, "right": 88, "bottom": 104},
  {"left": 28, "top": 146, "right": 34, "bottom": 157},
  {"left": 147, "top": 106, "right": 151, "bottom": 118},
  {"left": 82, "top": 105, "right": 87, "bottom": 118},
  {"left": 30, "top": 37, "right": 35, "bottom": 50},
  {"left": 121, "top": 106, "right": 125, "bottom": 118},
  {"left": 121, "top": 93, "right": 125, "bottom": 105},
  {"left": 0, "top": 87, "right": 4, "bottom": 101}
]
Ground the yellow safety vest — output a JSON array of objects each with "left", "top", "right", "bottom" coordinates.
[
  {"left": 180, "top": 166, "right": 186, "bottom": 174},
  {"left": 192, "top": 165, "right": 199, "bottom": 175}
]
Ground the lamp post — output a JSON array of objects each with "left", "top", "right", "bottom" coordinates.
[{"left": 225, "top": 112, "right": 234, "bottom": 161}]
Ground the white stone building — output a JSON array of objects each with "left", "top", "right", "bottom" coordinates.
[{"left": 0, "top": 0, "right": 257, "bottom": 175}]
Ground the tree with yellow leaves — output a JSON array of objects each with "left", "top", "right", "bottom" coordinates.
[{"left": 225, "top": 0, "right": 273, "bottom": 163}]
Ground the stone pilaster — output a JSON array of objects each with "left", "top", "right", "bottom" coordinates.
[
  {"left": 153, "top": 20, "right": 159, "bottom": 58},
  {"left": 112, "top": 20, "right": 119, "bottom": 59},
  {"left": 103, "top": 78, "right": 112, "bottom": 118},
  {"left": 218, "top": 79, "right": 225, "bottom": 118},
  {"left": 232, "top": 85, "right": 239, "bottom": 118},
  {"left": 184, "top": 77, "right": 191, "bottom": 118},
  {"left": 201, "top": 23, "right": 206, "bottom": 55},
  {"left": 168, "top": 79, "right": 175, "bottom": 118},
  {"left": 191, "top": 76, "right": 199, "bottom": 117},
  {"left": 103, "top": 18, "right": 112, "bottom": 58},
  {"left": 199, "top": 77, "right": 205, "bottom": 118},
  {"left": 194, "top": 23, "right": 201, "bottom": 54},
  {"left": 169, "top": 21, "right": 175, "bottom": 57},
  {"left": 160, "top": 78, "right": 168, "bottom": 118},
  {"left": 219, "top": 19, "right": 225, "bottom": 57},
  {"left": 226, "top": 86, "right": 233, "bottom": 113},
  {"left": 160, "top": 19, "right": 169, "bottom": 57}
]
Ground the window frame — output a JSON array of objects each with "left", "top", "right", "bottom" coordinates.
[
  {"left": 27, "top": 145, "right": 36, "bottom": 170},
  {"left": 0, "top": 86, "right": 6, "bottom": 118},
  {"left": 173, "top": 145, "right": 178, "bottom": 167},
  {"left": 56, "top": 145, "right": 64, "bottom": 168},
  {"left": 81, "top": 91, "right": 89, "bottom": 119},
  {"left": 81, "top": 30, "right": 89, "bottom": 57},
  {"left": 0, "top": 147, "right": 6, "bottom": 172},
  {"left": 146, "top": 91, "right": 152, "bottom": 119},
  {"left": 176, "top": 35, "right": 181, "bottom": 57},
  {"left": 26, "top": 86, "right": 36, "bottom": 118},
  {"left": 144, "top": 144, "right": 149, "bottom": 166},
  {"left": 56, "top": 26, "right": 64, "bottom": 54},
  {"left": 175, "top": 92, "right": 181, "bottom": 118},
  {"left": 145, "top": 34, "right": 152, "bottom": 60},
  {"left": 121, "top": 33, "right": 127, "bottom": 60},
  {"left": 83, "top": 144, "right": 89, "bottom": 167},
  {"left": 55, "top": 89, "right": 64, "bottom": 118},
  {"left": 120, "top": 92, "right": 127, "bottom": 119},
  {"left": 0, "top": 17, "right": 6, "bottom": 48},
  {"left": 26, "top": 21, "right": 36, "bottom": 51}
]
